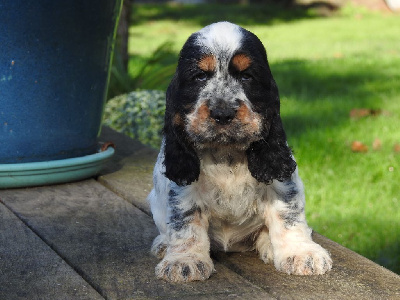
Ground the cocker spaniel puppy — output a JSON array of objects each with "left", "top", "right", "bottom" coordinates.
[{"left": 148, "top": 21, "right": 332, "bottom": 282}]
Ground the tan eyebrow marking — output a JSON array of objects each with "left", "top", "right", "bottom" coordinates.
[
  {"left": 232, "top": 54, "right": 252, "bottom": 71},
  {"left": 198, "top": 55, "right": 217, "bottom": 72}
]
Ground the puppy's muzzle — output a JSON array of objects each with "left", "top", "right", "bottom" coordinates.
[{"left": 209, "top": 99, "right": 241, "bottom": 125}]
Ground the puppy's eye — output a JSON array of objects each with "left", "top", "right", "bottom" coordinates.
[
  {"left": 241, "top": 73, "right": 252, "bottom": 82},
  {"left": 195, "top": 72, "right": 208, "bottom": 82}
]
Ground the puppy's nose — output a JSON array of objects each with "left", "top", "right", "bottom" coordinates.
[{"left": 210, "top": 107, "right": 237, "bottom": 125}]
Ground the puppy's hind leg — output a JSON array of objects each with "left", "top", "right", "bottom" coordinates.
[{"left": 256, "top": 226, "right": 274, "bottom": 264}]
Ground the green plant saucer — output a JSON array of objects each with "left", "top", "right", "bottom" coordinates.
[{"left": 0, "top": 146, "right": 114, "bottom": 189}]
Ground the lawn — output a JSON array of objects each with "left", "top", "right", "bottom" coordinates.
[{"left": 109, "top": 2, "right": 400, "bottom": 273}]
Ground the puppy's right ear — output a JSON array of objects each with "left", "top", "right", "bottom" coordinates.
[{"left": 163, "top": 75, "right": 200, "bottom": 186}]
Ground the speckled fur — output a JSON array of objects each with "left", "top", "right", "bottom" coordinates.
[{"left": 147, "top": 22, "right": 332, "bottom": 282}]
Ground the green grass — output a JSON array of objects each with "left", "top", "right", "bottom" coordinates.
[{"left": 120, "top": 3, "right": 400, "bottom": 273}]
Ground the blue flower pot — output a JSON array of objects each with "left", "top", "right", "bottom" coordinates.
[
  {"left": 0, "top": 0, "right": 122, "bottom": 188},
  {"left": 0, "top": 0, "right": 122, "bottom": 164}
]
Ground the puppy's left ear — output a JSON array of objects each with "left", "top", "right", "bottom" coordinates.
[{"left": 246, "top": 80, "right": 297, "bottom": 184}]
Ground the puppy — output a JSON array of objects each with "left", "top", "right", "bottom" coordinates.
[{"left": 148, "top": 21, "right": 332, "bottom": 282}]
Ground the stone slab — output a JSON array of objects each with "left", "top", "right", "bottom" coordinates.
[
  {"left": 0, "top": 180, "right": 274, "bottom": 299},
  {"left": 0, "top": 202, "right": 104, "bottom": 300}
]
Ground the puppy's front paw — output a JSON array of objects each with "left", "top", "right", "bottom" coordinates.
[
  {"left": 275, "top": 242, "right": 332, "bottom": 275},
  {"left": 155, "top": 253, "right": 215, "bottom": 282}
]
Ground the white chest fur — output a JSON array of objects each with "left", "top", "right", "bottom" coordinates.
[
  {"left": 197, "top": 149, "right": 268, "bottom": 220},
  {"left": 194, "top": 149, "right": 267, "bottom": 250}
]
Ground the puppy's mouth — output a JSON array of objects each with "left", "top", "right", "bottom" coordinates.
[{"left": 185, "top": 100, "right": 263, "bottom": 148}]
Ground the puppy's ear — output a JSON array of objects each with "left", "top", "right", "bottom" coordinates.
[
  {"left": 246, "top": 80, "right": 297, "bottom": 184},
  {"left": 163, "top": 76, "right": 200, "bottom": 186}
]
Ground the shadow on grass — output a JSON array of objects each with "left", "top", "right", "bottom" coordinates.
[
  {"left": 310, "top": 212, "right": 400, "bottom": 274},
  {"left": 271, "top": 58, "right": 398, "bottom": 137},
  {"left": 132, "top": 2, "right": 339, "bottom": 27},
  {"left": 376, "top": 241, "right": 400, "bottom": 274}
]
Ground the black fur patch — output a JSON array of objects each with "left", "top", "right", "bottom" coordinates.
[
  {"left": 273, "top": 180, "right": 303, "bottom": 227},
  {"left": 283, "top": 180, "right": 299, "bottom": 203},
  {"left": 196, "top": 261, "right": 206, "bottom": 277},
  {"left": 168, "top": 189, "right": 200, "bottom": 232},
  {"left": 182, "top": 265, "right": 191, "bottom": 278},
  {"left": 282, "top": 200, "right": 304, "bottom": 227},
  {"left": 246, "top": 114, "right": 297, "bottom": 184},
  {"left": 162, "top": 35, "right": 205, "bottom": 186},
  {"left": 281, "top": 204, "right": 303, "bottom": 227}
]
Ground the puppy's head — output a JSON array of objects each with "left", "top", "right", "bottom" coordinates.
[{"left": 164, "top": 22, "right": 296, "bottom": 186}]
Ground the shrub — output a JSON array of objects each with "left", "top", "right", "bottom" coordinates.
[{"left": 103, "top": 90, "right": 165, "bottom": 149}]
